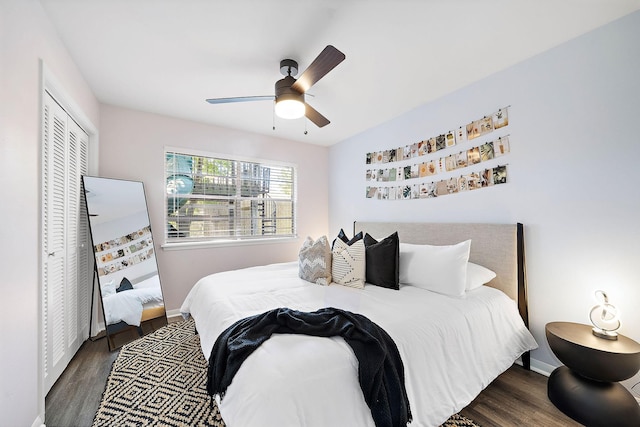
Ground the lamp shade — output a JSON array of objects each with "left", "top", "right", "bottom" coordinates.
[{"left": 275, "top": 96, "right": 305, "bottom": 119}]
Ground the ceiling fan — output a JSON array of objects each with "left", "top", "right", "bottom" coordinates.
[{"left": 206, "top": 45, "right": 345, "bottom": 128}]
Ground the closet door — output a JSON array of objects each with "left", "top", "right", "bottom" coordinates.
[{"left": 42, "top": 91, "right": 90, "bottom": 393}]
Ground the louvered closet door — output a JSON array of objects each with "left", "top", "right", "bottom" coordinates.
[{"left": 42, "top": 92, "right": 90, "bottom": 393}]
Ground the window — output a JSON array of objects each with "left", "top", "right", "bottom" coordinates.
[{"left": 164, "top": 149, "right": 296, "bottom": 246}]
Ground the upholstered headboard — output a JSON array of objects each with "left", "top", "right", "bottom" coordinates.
[{"left": 353, "top": 221, "right": 530, "bottom": 369}]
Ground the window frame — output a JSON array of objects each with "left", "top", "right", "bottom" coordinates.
[{"left": 162, "top": 147, "right": 298, "bottom": 250}]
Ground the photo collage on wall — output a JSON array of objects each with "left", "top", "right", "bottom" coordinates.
[
  {"left": 94, "top": 225, "right": 155, "bottom": 277},
  {"left": 365, "top": 107, "right": 510, "bottom": 200}
]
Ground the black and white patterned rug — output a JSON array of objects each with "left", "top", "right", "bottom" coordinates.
[{"left": 93, "top": 319, "right": 480, "bottom": 427}]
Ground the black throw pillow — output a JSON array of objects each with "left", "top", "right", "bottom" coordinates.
[
  {"left": 363, "top": 232, "right": 400, "bottom": 290},
  {"left": 116, "top": 277, "right": 133, "bottom": 293},
  {"left": 332, "top": 229, "right": 363, "bottom": 249}
]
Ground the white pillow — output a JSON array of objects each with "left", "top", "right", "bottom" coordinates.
[
  {"left": 466, "top": 262, "right": 497, "bottom": 290},
  {"left": 101, "top": 279, "right": 116, "bottom": 297},
  {"left": 331, "top": 238, "right": 366, "bottom": 289},
  {"left": 399, "top": 240, "right": 471, "bottom": 296}
]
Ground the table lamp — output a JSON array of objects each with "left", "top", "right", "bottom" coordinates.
[{"left": 589, "top": 290, "right": 620, "bottom": 340}]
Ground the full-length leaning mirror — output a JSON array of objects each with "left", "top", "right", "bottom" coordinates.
[{"left": 82, "top": 176, "right": 167, "bottom": 350}]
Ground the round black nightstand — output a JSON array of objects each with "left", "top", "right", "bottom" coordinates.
[{"left": 546, "top": 321, "right": 640, "bottom": 427}]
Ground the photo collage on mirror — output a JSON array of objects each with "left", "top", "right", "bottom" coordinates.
[{"left": 95, "top": 225, "right": 156, "bottom": 277}]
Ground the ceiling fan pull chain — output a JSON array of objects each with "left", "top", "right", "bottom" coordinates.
[{"left": 272, "top": 101, "right": 276, "bottom": 130}]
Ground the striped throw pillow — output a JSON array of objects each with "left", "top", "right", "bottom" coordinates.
[{"left": 331, "top": 238, "right": 366, "bottom": 289}]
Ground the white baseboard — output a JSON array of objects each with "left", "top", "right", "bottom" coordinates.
[
  {"left": 90, "top": 320, "right": 106, "bottom": 339},
  {"left": 166, "top": 308, "right": 184, "bottom": 321},
  {"left": 31, "top": 415, "right": 44, "bottom": 427},
  {"left": 514, "top": 356, "right": 555, "bottom": 377},
  {"left": 529, "top": 358, "right": 556, "bottom": 377}
]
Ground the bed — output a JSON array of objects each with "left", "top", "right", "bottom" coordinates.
[
  {"left": 102, "top": 274, "right": 165, "bottom": 331},
  {"left": 180, "top": 222, "right": 537, "bottom": 426}
]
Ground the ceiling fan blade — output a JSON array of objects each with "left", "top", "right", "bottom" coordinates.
[
  {"left": 305, "top": 103, "right": 330, "bottom": 128},
  {"left": 291, "top": 45, "right": 345, "bottom": 94},
  {"left": 206, "top": 96, "right": 274, "bottom": 104}
]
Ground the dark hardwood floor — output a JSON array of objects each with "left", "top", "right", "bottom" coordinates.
[
  {"left": 46, "top": 336, "right": 579, "bottom": 427},
  {"left": 45, "top": 336, "right": 119, "bottom": 427},
  {"left": 459, "top": 365, "right": 580, "bottom": 426}
]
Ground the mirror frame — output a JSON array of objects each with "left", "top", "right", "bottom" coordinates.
[{"left": 82, "top": 176, "right": 167, "bottom": 350}]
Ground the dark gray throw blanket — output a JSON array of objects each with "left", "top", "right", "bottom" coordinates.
[{"left": 207, "top": 307, "right": 412, "bottom": 427}]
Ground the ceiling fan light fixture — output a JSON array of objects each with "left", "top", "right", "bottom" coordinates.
[
  {"left": 275, "top": 95, "right": 305, "bottom": 120},
  {"left": 206, "top": 45, "right": 345, "bottom": 128}
]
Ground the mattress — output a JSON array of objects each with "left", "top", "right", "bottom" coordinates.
[
  {"left": 103, "top": 274, "right": 164, "bottom": 326},
  {"left": 180, "top": 261, "right": 537, "bottom": 426}
]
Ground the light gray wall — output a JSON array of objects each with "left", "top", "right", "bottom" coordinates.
[
  {"left": 98, "top": 105, "right": 330, "bottom": 313},
  {"left": 329, "top": 11, "right": 640, "bottom": 392},
  {"left": 0, "top": 1, "right": 100, "bottom": 425}
]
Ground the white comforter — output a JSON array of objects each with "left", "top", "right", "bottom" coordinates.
[
  {"left": 180, "top": 262, "right": 537, "bottom": 427},
  {"left": 103, "top": 275, "right": 164, "bottom": 326}
]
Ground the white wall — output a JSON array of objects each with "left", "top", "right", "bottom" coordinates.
[
  {"left": 98, "top": 105, "right": 330, "bottom": 313},
  {"left": 0, "top": 1, "right": 100, "bottom": 425},
  {"left": 329, "top": 11, "right": 640, "bottom": 393}
]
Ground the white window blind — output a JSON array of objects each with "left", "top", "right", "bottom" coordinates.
[{"left": 165, "top": 149, "right": 296, "bottom": 245}]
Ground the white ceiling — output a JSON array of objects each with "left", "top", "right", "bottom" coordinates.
[
  {"left": 83, "top": 177, "right": 148, "bottom": 225},
  {"left": 39, "top": 0, "right": 640, "bottom": 146}
]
